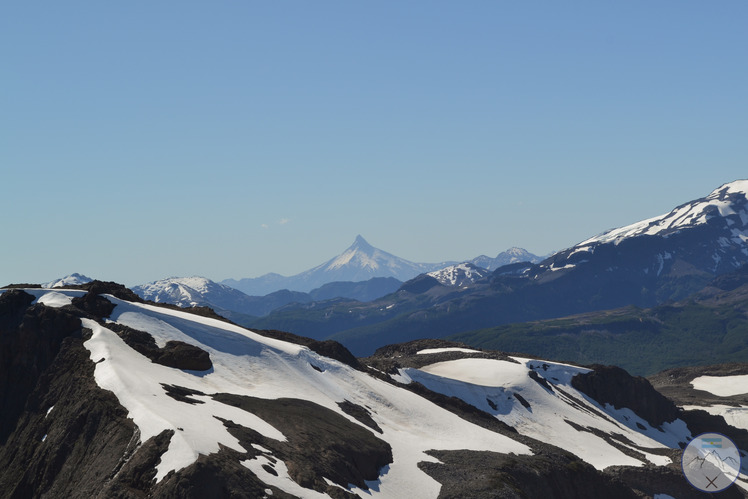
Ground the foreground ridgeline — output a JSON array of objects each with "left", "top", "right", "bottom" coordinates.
[{"left": 1, "top": 282, "right": 747, "bottom": 498}]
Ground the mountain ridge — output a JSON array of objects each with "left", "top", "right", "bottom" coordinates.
[
  {"left": 2, "top": 284, "right": 746, "bottom": 497},
  {"left": 251, "top": 180, "right": 748, "bottom": 357}
]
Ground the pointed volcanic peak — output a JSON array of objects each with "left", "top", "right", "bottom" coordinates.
[
  {"left": 42, "top": 273, "right": 94, "bottom": 288},
  {"left": 295, "top": 235, "right": 454, "bottom": 290},
  {"left": 226, "top": 236, "right": 456, "bottom": 294}
]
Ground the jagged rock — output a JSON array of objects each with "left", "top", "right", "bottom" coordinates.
[
  {"left": 420, "top": 449, "right": 638, "bottom": 499},
  {"left": 254, "top": 329, "right": 362, "bottom": 370},
  {"left": 71, "top": 292, "right": 116, "bottom": 318},
  {"left": 0, "top": 291, "right": 81, "bottom": 444},
  {"left": 106, "top": 322, "right": 212, "bottom": 371},
  {"left": 571, "top": 365, "right": 680, "bottom": 428},
  {"left": 156, "top": 341, "right": 212, "bottom": 371}
]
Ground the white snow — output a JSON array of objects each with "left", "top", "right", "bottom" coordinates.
[
  {"left": 83, "top": 319, "right": 287, "bottom": 482},
  {"left": 401, "top": 357, "right": 691, "bottom": 471},
  {"left": 578, "top": 180, "right": 748, "bottom": 247},
  {"left": 42, "top": 273, "right": 93, "bottom": 289},
  {"left": 427, "top": 263, "right": 488, "bottom": 286},
  {"left": 66, "top": 291, "right": 533, "bottom": 496},
  {"left": 36, "top": 291, "right": 76, "bottom": 308},
  {"left": 691, "top": 374, "right": 748, "bottom": 397},
  {"left": 416, "top": 347, "right": 481, "bottom": 355}
]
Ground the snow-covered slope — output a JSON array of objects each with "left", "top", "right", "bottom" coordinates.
[
  {"left": 427, "top": 263, "right": 490, "bottom": 287},
  {"left": 5, "top": 285, "right": 747, "bottom": 497},
  {"left": 536, "top": 179, "right": 748, "bottom": 281},
  {"left": 581, "top": 180, "right": 748, "bottom": 247},
  {"left": 42, "top": 273, "right": 93, "bottom": 288},
  {"left": 26, "top": 288, "right": 531, "bottom": 497},
  {"left": 132, "top": 276, "right": 251, "bottom": 310},
  {"left": 224, "top": 236, "right": 455, "bottom": 294},
  {"left": 395, "top": 356, "right": 688, "bottom": 471}
]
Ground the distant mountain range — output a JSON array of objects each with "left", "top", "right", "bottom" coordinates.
[
  {"left": 221, "top": 235, "right": 543, "bottom": 295},
  {"left": 48, "top": 238, "right": 542, "bottom": 324},
  {"left": 132, "top": 276, "right": 403, "bottom": 319},
  {"left": 251, "top": 180, "right": 748, "bottom": 358},
  {"left": 221, "top": 235, "right": 453, "bottom": 295}
]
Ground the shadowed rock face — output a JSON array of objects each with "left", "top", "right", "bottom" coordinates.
[
  {"left": 0, "top": 290, "right": 82, "bottom": 445},
  {"left": 106, "top": 322, "right": 213, "bottom": 371},
  {"left": 571, "top": 365, "right": 680, "bottom": 428}
]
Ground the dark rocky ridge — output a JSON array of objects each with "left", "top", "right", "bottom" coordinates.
[
  {"left": 571, "top": 365, "right": 681, "bottom": 428},
  {"left": 107, "top": 322, "right": 212, "bottom": 371},
  {"left": 0, "top": 290, "right": 82, "bottom": 445}
]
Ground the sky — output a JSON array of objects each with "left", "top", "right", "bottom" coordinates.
[{"left": 2, "top": 1, "right": 747, "bottom": 287}]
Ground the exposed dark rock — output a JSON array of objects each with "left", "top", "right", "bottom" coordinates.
[
  {"left": 71, "top": 292, "right": 116, "bottom": 318},
  {"left": 419, "top": 449, "right": 638, "bottom": 499},
  {"left": 1, "top": 283, "right": 42, "bottom": 289},
  {"left": 528, "top": 369, "right": 554, "bottom": 393},
  {"left": 105, "top": 322, "right": 212, "bottom": 371},
  {"left": 151, "top": 448, "right": 295, "bottom": 499},
  {"left": 156, "top": 341, "right": 212, "bottom": 371},
  {"left": 0, "top": 291, "right": 81, "bottom": 445},
  {"left": 513, "top": 392, "right": 531, "bottom": 410},
  {"left": 571, "top": 365, "right": 680, "bottom": 428},
  {"left": 606, "top": 464, "right": 745, "bottom": 499},
  {"left": 338, "top": 400, "right": 383, "bottom": 434},
  {"left": 213, "top": 394, "right": 392, "bottom": 493},
  {"left": 0, "top": 333, "right": 158, "bottom": 498},
  {"left": 254, "top": 328, "right": 363, "bottom": 371},
  {"left": 162, "top": 384, "right": 207, "bottom": 405},
  {"left": 364, "top": 339, "right": 515, "bottom": 373},
  {"left": 74, "top": 280, "right": 145, "bottom": 303},
  {"left": 397, "top": 274, "right": 443, "bottom": 294}
]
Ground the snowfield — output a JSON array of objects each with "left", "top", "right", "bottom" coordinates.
[
  {"left": 691, "top": 374, "right": 748, "bottom": 397},
  {"left": 398, "top": 357, "right": 691, "bottom": 470},
  {"left": 32, "top": 288, "right": 532, "bottom": 497}
]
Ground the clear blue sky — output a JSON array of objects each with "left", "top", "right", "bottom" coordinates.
[{"left": 2, "top": 1, "right": 747, "bottom": 287}]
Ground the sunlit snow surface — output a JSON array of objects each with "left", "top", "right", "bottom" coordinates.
[
  {"left": 691, "top": 374, "right": 748, "bottom": 397},
  {"left": 400, "top": 357, "right": 690, "bottom": 470},
  {"left": 416, "top": 347, "right": 481, "bottom": 355},
  {"left": 28, "top": 290, "right": 532, "bottom": 497},
  {"left": 579, "top": 180, "right": 748, "bottom": 247}
]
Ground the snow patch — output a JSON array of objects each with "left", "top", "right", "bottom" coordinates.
[
  {"left": 691, "top": 374, "right": 748, "bottom": 397},
  {"left": 416, "top": 347, "right": 481, "bottom": 355},
  {"left": 403, "top": 357, "right": 690, "bottom": 470}
]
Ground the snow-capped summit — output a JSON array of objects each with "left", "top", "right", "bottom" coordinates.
[
  {"left": 428, "top": 263, "right": 490, "bottom": 287},
  {"left": 543, "top": 179, "right": 748, "bottom": 278},
  {"left": 43, "top": 273, "right": 93, "bottom": 288},
  {"left": 470, "top": 247, "right": 543, "bottom": 271},
  {"left": 224, "top": 236, "right": 454, "bottom": 294},
  {"left": 581, "top": 180, "right": 748, "bottom": 247},
  {"left": 132, "top": 276, "right": 254, "bottom": 312}
]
